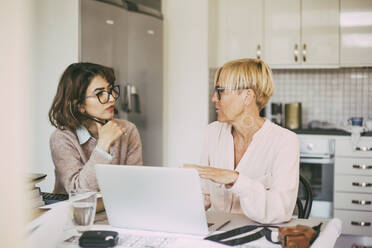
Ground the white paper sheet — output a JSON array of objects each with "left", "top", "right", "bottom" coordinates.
[
  {"left": 26, "top": 201, "right": 70, "bottom": 248},
  {"left": 311, "top": 218, "right": 342, "bottom": 248}
]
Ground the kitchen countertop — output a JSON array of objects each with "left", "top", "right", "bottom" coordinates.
[{"left": 292, "top": 128, "right": 372, "bottom": 137}]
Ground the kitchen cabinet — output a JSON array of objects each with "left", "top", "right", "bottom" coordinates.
[
  {"left": 299, "top": 134, "right": 372, "bottom": 235},
  {"left": 333, "top": 209, "right": 372, "bottom": 236},
  {"left": 334, "top": 137, "right": 372, "bottom": 236},
  {"left": 340, "top": 0, "right": 372, "bottom": 67},
  {"left": 264, "top": 0, "right": 300, "bottom": 66},
  {"left": 214, "top": 0, "right": 264, "bottom": 66},
  {"left": 264, "top": 0, "right": 339, "bottom": 68}
]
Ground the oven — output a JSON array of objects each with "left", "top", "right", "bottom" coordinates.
[{"left": 299, "top": 137, "right": 335, "bottom": 218}]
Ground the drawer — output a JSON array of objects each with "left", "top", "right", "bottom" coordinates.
[
  {"left": 334, "top": 209, "right": 372, "bottom": 236},
  {"left": 335, "top": 157, "right": 372, "bottom": 176},
  {"left": 335, "top": 175, "right": 372, "bottom": 193},
  {"left": 336, "top": 138, "right": 372, "bottom": 158},
  {"left": 334, "top": 192, "right": 372, "bottom": 211}
]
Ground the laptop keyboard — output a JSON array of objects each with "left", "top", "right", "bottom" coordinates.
[
  {"left": 41, "top": 192, "right": 68, "bottom": 201},
  {"left": 119, "top": 233, "right": 177, "bottom": 248}
]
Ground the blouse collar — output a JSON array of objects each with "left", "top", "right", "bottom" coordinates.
[{"left": 76, "top": 125, "right": 95, "bottom": 145}]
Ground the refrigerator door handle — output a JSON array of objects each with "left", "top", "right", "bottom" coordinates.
[
  {"left": 121, "top": 84, "right": 133, "bottom": 113},
  {"left": 131, "top": 86, "right": 141, "bottom": 113}
]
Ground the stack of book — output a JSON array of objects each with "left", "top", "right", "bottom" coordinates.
[{"left": 26, "top": 173, "right": 47, "bottom": 209}]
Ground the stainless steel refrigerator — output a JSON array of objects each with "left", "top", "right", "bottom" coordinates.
[{"left": 80, "top": 0, "right": 163, "bottom": 165}]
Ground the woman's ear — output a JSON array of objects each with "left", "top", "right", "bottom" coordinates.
[
  {"left": 243, "top": 89, "right": 256, "bottom": 105},
  {"left": 78, "top": 103, "right": 85, "bottom": 113}
]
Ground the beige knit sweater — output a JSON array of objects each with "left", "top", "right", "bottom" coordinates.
[{"left": 50, "top": 119, "right": 142, "bottom": 194}]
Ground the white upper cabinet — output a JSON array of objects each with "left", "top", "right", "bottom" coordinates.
[
  {"left": 340, "top": 0, "right": 372, "bottom": 67},
  {"left": 264, "top": 0, "right": 301, "bottom": 66},
  {"left": 215, "top": 0, "right": 264, "bottom": 66},
  {"left": 302, "top": 0, "right": 339, "bottom": 66},
  {"left": 264, "top": 0, "right": 339, "bottom": 68}
]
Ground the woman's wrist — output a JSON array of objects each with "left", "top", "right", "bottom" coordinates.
[
  {"left": 233, "top": 171, "right": 239, "bottom": 183},
  {"left": 225, "top": 171, "right": 239, "bottom": 188},
  {"left": 97, "top": 139, "right": 111, "bottom": 152}
]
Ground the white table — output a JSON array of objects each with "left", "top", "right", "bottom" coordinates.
[{"left": 57, "top": 211, "right": 341, "bottom": 248}]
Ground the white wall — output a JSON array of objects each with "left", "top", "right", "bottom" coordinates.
[
  {"left": 162, "top": 0, "right": 209, "bottom": 167},
  {"left": 30, "top": 0, "right": 79, "bottom": 191}
]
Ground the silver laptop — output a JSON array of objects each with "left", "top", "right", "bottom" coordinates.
[{"left": 95, "top": 164, "right": 230, "bottom": 236}]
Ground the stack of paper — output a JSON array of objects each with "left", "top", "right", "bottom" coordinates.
[{"left": 26, "top": 173, "right": 47, "bottom": 209}]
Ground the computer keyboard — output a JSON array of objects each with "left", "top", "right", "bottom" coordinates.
[
  {"left": 41, "top": 192, "right": 69, "bottom": 205},
  {"left": 63, "top": 233, "right": 178, "bottom": 248}
]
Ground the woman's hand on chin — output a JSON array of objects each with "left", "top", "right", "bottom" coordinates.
[
  {"left": 96, "top": 120, "right": 126, "bottom": 152},
  {"left": 183, "top": 164, "right": 239, "bottom": 186}
]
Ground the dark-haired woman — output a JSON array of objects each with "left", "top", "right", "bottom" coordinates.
[{"left": 49, "top": 62, "right": 142, "bottom": 194}]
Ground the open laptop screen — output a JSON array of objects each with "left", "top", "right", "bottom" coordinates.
[{"left": 95, "top": 165, "right": 209, "bottom": 236}]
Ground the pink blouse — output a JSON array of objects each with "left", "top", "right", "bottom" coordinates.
[{"left": 200, "top": 119, "right": 299, "bottom": 224}]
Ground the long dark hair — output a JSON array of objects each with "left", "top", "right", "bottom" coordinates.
[{"left": 49, "top": 62, "right": 116, "bottom": 130}]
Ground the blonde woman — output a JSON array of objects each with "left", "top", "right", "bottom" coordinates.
[{"left": 185, "top": 59, "right": 299, "bottom": 224}]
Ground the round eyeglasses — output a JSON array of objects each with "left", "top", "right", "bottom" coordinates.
[{"left": 85, "top": 85, "right": 120, "bottom": 104}]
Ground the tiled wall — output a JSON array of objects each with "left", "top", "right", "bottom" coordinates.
[{"left": 209, "top": 68, "right": 372, "bottom": 127}]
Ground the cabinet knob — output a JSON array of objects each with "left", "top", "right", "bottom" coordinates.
[
  {"left": 302, "top": 44, "right": 307, "bottom": 62},
  {"left": 256, "top": 45, "right": 261, "bottom": 59},
  {"left": 355, "top": 146, "right": 372, "bottom": 151},
  {"left": 351, "top": 221, "right": 371, "bottom": 227},
  {"left": 353, "top": 164, "right": 372, "bottom": 170},
  {"left": 294, "top": 44, "right": 299, "bottom": 62},
  {"left": 351, "top": 200, "right": 372, "bottom": 205},
  {"left": 352, "top": 182, "right": 372, "bottom": 187}
]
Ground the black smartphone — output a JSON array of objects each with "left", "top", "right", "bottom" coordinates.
[{"left": 79, "top": 230, "right": 119, "bottom": 247}]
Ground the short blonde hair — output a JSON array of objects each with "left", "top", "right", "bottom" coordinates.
[{"left": 214, "top": 58, "right": 274, "bottom": 110}]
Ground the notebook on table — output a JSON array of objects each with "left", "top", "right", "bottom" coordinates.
[{"left": 95, "top": 164, "right": 230, "bottom": 236}]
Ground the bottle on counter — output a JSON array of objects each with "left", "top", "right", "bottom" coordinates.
[{"left": 271, "top": 102, "right": 283, "bottom": 126}]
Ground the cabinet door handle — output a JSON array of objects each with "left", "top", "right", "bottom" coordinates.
[
  {"left": 353, "top": 164, "right": 372, "bottom": 170},
  {"left": 352, "top": 200, "right": 372, "bottom": 205},
  {"left": 355, "top": 146, "right": 372, "bottom": 151},
  {"left": 351, "top": 221, "right": 371, "bottom": 227},
  {"left": 294, "top": 44, "right": 298, "bottom": 62},
  {"left": 352, "top": 182, "right": 372, "bottom": 187},
  {"left": 302, "top": 44, "right": 307, "bottom": 62},
  {"left": 256, "top": 44, "right": 261, "bottom": 59}
]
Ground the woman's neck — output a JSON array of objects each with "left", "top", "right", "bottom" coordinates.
[
  {"left": 88, "top": 126, "right": 98, "bottom": 139},
  {"left": 83, "top": 120, "right": 98, "bottom": 139},
  {"left": 231, "top": 113, "right": 265, "bottom": 142}
]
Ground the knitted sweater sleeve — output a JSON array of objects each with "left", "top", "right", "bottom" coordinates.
[
  {"left": 50, "top": 130, "right": 112, "bottom": 193},
  {"left": 124, "top": 123, "right": 143, "bottom": 165}
]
